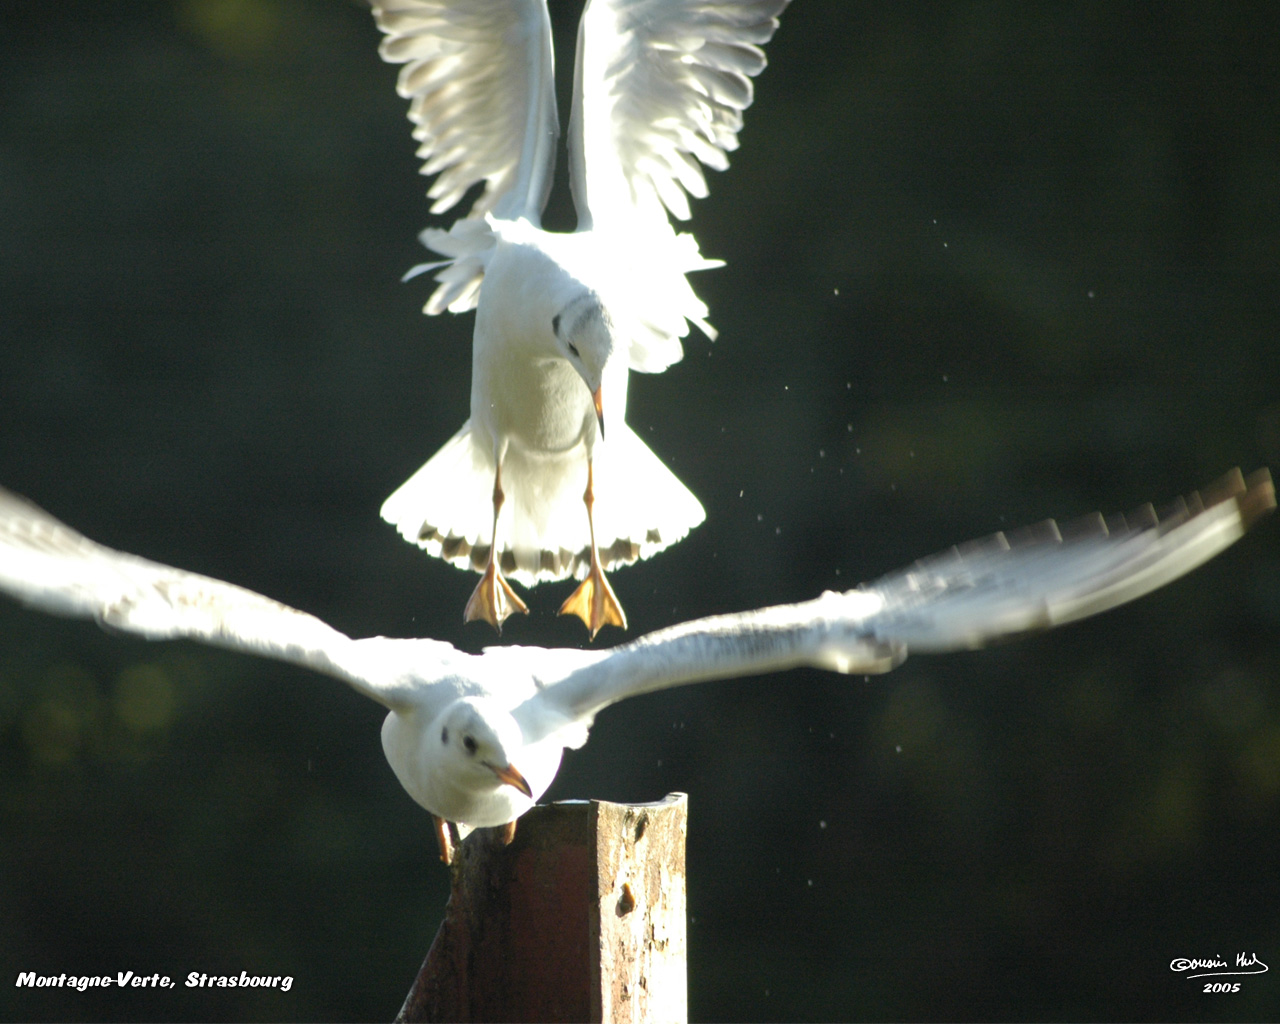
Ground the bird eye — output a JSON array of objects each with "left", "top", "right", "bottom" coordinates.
[
  {"left": 567, "top": 342, "right": 580, "bottom": 358},
  {"left": 463, "top": 735, "right": 478, "bottom": 755},
  {"left": 551, "top": 314, "right": 561, "bottom": 334},
  {"left": 441, "top": 727, "right": 449, "bottom": 744}
]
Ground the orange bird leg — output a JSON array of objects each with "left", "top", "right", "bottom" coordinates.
[
  {"left": 464, "top": 462, "right": 528, "bottom": 632},
  {"left": 433, "top": 816, "right": 455, "bottom": 866},
  {"left": 558, "top": 459, "right": 627, "bottom": 640}
]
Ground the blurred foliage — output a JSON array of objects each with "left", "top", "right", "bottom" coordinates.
[{"left": 1, "top": 0, "right": 1278, "bottom": 1020}]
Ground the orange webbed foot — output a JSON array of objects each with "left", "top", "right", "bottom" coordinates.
[
  {"left": 464, "top": 560, "right": 528, "bottom": 632},
  {"left": 558, "top": 559, "right": 627, "bottom": 640}
]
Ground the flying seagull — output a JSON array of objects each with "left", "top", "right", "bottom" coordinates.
[
  {"left": 371, "top": 0, "right": 790, "bottom": 636},
  {"left": 1, "top": 470, "right": 1270, "bottom": 863}
]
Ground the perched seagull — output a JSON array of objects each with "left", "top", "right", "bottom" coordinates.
[
  {"left": 371, "top": 0, "right": 790, "bottom": 637},
  {"left": 0, "top": 470, "right": 1271, "bottom": 863}
]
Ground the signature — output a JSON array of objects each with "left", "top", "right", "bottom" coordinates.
[{"left": 1170, "top": 952, "right": 1269, "bottom": 979}]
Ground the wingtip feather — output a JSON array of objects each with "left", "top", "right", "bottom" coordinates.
[{"left": 1238, "top": 467, "right": 1276, "bottom": 530}]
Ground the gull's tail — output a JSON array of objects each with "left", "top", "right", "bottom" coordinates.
[{"left": 380, "top": 421, "right": 704, "bottom": 588}]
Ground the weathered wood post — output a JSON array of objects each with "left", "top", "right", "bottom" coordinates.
[{"left": 396, "top": 793, "right": 688, "bottom": 1024}]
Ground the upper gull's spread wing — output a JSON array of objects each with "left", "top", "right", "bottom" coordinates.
[
  {"left": 569, "top": 0, "right": 791, "bottom": 228},
  {"left": 372, "top": 0, "right": 557, "bottom": 223},
  {"left": 372, "top": 1, "right": 558, "bottom": 315},
  {"left": 0, "top": 487, "right": 455, "bottom": 711},
  {"left": 540, "top": 469, "right": 1273, "bottom": 724}
]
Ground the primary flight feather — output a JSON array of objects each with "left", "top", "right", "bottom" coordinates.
[
  {"left": 1, "top": 470, "right": 1270, "bottom": 863},
  {"left": 372, "top": 0, "right": 791, "bottom": 637}
]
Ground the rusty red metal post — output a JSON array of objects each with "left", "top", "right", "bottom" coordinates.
[{"left": 396, "top": 794, "right": 688, "bottom": 1024}]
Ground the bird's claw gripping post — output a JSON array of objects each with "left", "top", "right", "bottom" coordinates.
[
  {"left": 432, "top": 817, "right": 518, "bottom": 868},
  {"left": 433, "top": 816, "right": 456, "bottom": 866}
]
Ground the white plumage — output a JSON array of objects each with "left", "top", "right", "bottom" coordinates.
[
  {"left": 371, "top": 0, "right": 791, "bottom": 635},
  {"left": 1, "top": 470, "right": 1270, "bottom": 861}
]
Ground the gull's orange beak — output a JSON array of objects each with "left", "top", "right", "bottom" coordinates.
[
  {"left": 592, "top": 385, "right": 605, "bottom": 440},
  {"left": 489, "top": 761, "right": 533, "bottom": 798}
]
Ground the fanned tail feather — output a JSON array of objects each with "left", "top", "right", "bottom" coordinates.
[
  {"left": 381, "top": 422, "right": 704, "bottom": 588},
  {"left": 381, "top": 420, "right": 496, "bottom": 573}
]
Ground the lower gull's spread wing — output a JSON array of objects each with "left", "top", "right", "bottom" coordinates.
[
  {"left": 541, "top": 469, "right": 1274, "bottom": 723},
  {"left": 859, "top": 467, "right": 1274, "bottom": 652},
  {"left": 0, "top": 487, "right": 456, "bottom": 712}
]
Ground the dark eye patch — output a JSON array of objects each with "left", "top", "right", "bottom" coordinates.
[
  {"left": 463, "top": 735, "right": 478, "bottom": 755},
  {"left": 441, "top": 727, "right": 449, "bottom": 744},
  {"left": 552, "top": 314, "right": 561, "bottom": 333}
]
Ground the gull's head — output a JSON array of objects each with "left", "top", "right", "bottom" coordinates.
[
  {"left": 434, "top": 697, "right": 533, "bottom": 801},
  {"left": 551, "top": 292, "right": 620, "bottom": 435}
]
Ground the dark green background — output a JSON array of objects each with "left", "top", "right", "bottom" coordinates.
[{"left": 2, "top": 1, "right": 1278, "bottom": 1020}]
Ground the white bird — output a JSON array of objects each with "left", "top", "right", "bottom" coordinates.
[
  {"left": 371, "top": 0, "right": 790, "bottom": 637},
  {"left": 0, "top": 470, "right": 1271, "bottom": 863}
]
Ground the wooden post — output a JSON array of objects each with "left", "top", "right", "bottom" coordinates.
[{"left": 396, "top": 793, "right": 688, "bottom": 1024}]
